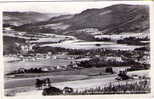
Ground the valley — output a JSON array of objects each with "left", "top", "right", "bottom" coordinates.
[{"left": 3, "top": 4, "right": 150, "bottom": 96}]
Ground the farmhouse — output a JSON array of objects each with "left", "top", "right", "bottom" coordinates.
[{"left": 41, "top": 66, "right": 52, "bottom": 72}]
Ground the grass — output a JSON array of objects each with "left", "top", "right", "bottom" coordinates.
[
  {"left": 5, "top": 69, "right": 150, "bottom": 96},
  {"left": 5, "top": 86, "right": 36, "bottom": 96},
  {"left": 4, "top": 67, "right": 111, "bottom": 96},
  {"left": 55, "top": 79, "right": 150, "bottom": 95},
  {"left": 5, "top": 67, "right": 110, "bottom": 89},
  {"left": 78, "top": 79, "right": 150, "bottom": 94},
  {"left": 6, "top": 79, "right": 150, "bottom": 96}
]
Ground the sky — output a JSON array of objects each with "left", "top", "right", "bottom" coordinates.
[{"left": 0, "top": 1, "right": 151, "bottom": 14}]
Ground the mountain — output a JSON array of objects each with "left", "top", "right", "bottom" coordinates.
[
  {"left": 3, "top": 11, "right": 63, "bottom": 26},
  {"left": 66, "top": 4, "right": 149, "bottom": 33},
  {"left": 11, "top": 4, "right": 149, "bottom": 39}
]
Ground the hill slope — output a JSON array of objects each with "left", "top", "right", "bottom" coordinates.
[
  {"left": 66, "top": 4, "right": 149, "bottom": 33},
  {"left": 11, "top": 4, "right": 149, "bottom": 39},
  {"left": 3, "top": 11, "right": 62, "bottom": 26}
]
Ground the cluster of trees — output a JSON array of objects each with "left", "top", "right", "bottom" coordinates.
[
  {"left": 42, "top": 86, "right": 74, "bottom": 95},
  {"left": 105, "top": 67, "right": 114, "bottom": 74},
  {"left": 135, "top": 47, "right": 150, "bottom": 51},
  {"left": 117, "top": 37, "right": 149, "bottom": 45},
  {"left": 127, "top": 64, "right": 150, "bottom": 71},
  {"left": 77, "top": 55, "right": 150, "bottom": 71},
  {"left": 3, "top": 24, "right": 15, "bottom": 28},
  {"left": 23, "top": 68, "right": 44, "bottom": 73},
  {"left": 32, "top": 46, "right": 69, "bottom": 54},
  {"left": 76, "top": 57, "right": 141, "bottom": 68},
  {"left": 117, "top": 71, "right": 130, "bottom": 80},
  {"left": 7, "top": 67, "right": 45, "bottom": 75},
  {"left": 35, "top": 78, "right": 51, "bottom": 90},
  {"left": 42, "top": 79, "right": 150, "bottom": 95},
  {"left": 95, "top": 37, "right": 112, "bottom": 42},
  {"left": 42, "top": 86, "right": 62, "bottom": 95},
  {"left": 74, "top": 79, "right": 150, "bottom": 94}
]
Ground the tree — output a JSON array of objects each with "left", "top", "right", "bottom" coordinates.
[
  {"left": 35, "top": 79, "right": 42, "bottom": 90},
  {"left": 118, "top": 71, "right": 129, "bottom": 80},
  {"left": 42, "top": 86, "right": 62, "bottom": 95},
  {"left": 45, "top": 78, "right": 51, "bottom": 87},
  {"left": 105, "top": 67, "right": 113, "bottom": 74},
  {"left": 63, "top": 87, "right": 73, "bottom": 94}
]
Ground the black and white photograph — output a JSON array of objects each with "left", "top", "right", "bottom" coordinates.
[{"left": 1, "top": 2, "right": 152, "bottom": 97}]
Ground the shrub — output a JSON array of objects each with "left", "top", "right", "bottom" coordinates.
[
  {"left": 105, "top": 67, "right": 113, "bottom": 74},
  {"left": 118, "top": 71, "right": 130, "bottom": 80},
  {"left": 42, "top": 86, "right": 62, "bottom": 95}
]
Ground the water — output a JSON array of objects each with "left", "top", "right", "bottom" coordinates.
[{"left": 41, "top": 40, "right": 143, "bottom": 50}]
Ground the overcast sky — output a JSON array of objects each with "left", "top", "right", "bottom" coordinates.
[{"left": 0, "top": 1, "right": 151, "bottom": 14}]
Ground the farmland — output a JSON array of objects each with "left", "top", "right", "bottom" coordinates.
[
  {"left": 3, "top": 30, "right": 150, "bottom": 96},
  {"left": 5, "top": 70, "right": 150, "bottom": 96},
  {"left": 3, "top": 4, "right": 150, "bottom": 96}
]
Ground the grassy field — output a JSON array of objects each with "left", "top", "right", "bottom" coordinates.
[
  {"left": 69, "top": 79, "right": 150, "bottom": 95},
  {"left": 5, "top": 71, "right": 150, "bottom": 96},
  {"left": 4, "top": 67, "right": 110, "bottom": 96},
  {"left": 4, "top": 57, "right": 75, "bottom": 74},
  {"left": 5, "top": 67, "right": 108, "bottom": 88}
]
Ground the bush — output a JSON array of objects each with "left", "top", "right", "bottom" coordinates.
[
  {"left": 118, "top": 71, "right": 130, "bottom": 80},
  {"left": 42, "top": 86, "right": 62, "bottom": 95},
  {"left": 105, "top": 67, "right": 113, "bottom": 74}
]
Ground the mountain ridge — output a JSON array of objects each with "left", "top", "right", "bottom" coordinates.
[
  {"left": 4, "top": 4, "right": 149, "bottom": 40},
  {"left": 3, "top": 11, "right": 63, "bottom": 26}
]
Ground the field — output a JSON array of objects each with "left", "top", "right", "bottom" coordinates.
[
  {"left": 4, "top": 56, "right": 75, "bottom": 74},
  {"left": 5, "top": 70, "right": 150, "bottom": 96},
  {"left": 3, "top": 4, "right": 150, "bottom": 96},
  {"left": 5, "top": 67, "right": 108, "bottom": 88},
  {"left": 4, "top": 32, "right": 150, "bottom": 96}
]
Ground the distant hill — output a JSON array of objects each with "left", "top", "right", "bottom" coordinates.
[
  {"left": 66, "top": 4, "right": 149, "bottom": 33},
  {"left": 10, "top": 4, "right": 149, "bottom": 39},
  {"left": 3, "top": 11, "right": 62, "bottom": 26}
]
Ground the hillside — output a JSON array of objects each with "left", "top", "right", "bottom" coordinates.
[
  {"left": 66, "top": 4, "right": 149, "bottom": 33},
  {"left": 3, "top": 11, "right": 62, "bottom": 26},
  {"left": 12, "top": 4, "right": 149, "bottom": 33}
]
